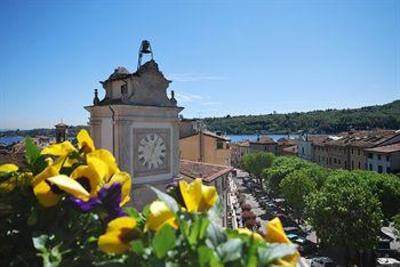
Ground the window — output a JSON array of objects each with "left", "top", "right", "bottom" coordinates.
[
  {"left": 358, "top": 162, "right": 361, "bottom": 169},
  {"left": 302, "top": 147, "right": 305, "bottom": 155},
  {"left": 216, "top": 141, "right": 224, "bottom": 149},
  {"left": 318, "top": 156, "right": 321, "bottom": 162},
  {"left": 377, "top": 155, "right": 381, "bottom": 160},
  {"left": 368, "top": 153, "right": 373, "bottom": 159},
  {"left": 351, "top": 148, "right": 354, "bottom": 154},
  {"left": 386, "top": 155, "right": 390, "bottom": 162},
  {"left": 387, "top": 167, "right": 391, "bottom": 173},
  {"left": 120, "top": 84, "right": 128, "bottom": 95},
  {"left": 351, "top": 161, "right": 354, "bottom": 169},
  {"left": 334, "top": 158, "right": 337, "bottom": 164},
  {"left": 339, "top": 160, "right": 341, "bottom": 165},
  {"left": 369, "top": 164, "right": 373, "bottom": 171},
  {"left": 378, "top": 165, "right": 383, "bottom": 173},
  {"left": 358, "top": 149, "right": 360, "bottom": 155}
]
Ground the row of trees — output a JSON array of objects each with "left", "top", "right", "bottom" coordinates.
[
  {"left": 241, "top": 153, "right": 400, "bottom": 266},
  {"left": 204, "top": 100, "right": 400, "bottom": 134}
]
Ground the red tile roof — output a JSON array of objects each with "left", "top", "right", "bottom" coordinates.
[
  {"left": 180, "top": 131, "right": 230, "bottom": 141},
  {"left": 180, "top": 160, "right": 233, "bottom": 182},
  {"left": 250, "top": 135, "right": 276, "bottom": 145},
  {"left": 365, "top": 143, "right": 400, "bottom": 154}
]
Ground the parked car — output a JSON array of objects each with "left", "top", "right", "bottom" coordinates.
[
  {"left": 377, "top": 257, "right": 400, "bottom": 266},
  {"left": 310, "top": 257, "right": 336, "bottom": 267},
  {"left": 296, "top": 239, "right": 317, "bottom": 255},
  {"left": 284, "top": 226, "right": 302, "bottom": 236}
]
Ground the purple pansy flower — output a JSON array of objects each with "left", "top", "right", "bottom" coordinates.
[{"left": 70, "top": 183, "right": 125, "bottom": 222}]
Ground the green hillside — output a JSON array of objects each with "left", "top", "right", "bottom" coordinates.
[{"left": 203, "top": 100, "right": 400, "bottom": 134}]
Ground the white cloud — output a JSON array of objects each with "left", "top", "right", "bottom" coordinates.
[
  {"left": 175, "top": 93, "right": 204, "bottom": 103},
  {"left": 167, "top": 73, "right": 225, "bottom": 82},
  {"left": 201, "top": 101, "right": 222, "bottom": 106}
]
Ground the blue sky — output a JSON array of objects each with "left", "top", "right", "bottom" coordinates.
[{"left": 0, "top": 0, "right": 399, "bottom": 129}]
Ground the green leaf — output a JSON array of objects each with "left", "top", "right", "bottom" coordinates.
[
  {"left": 198, "top": 245, "right": 220, "bottom": 267},
  {"left": 132, "top": 240, "right": 145, "bottom": 254},
  {"left": 188, "top": 215, "right": 209, "bottom": 246},
  {"left": 25, "top": 137, "right": 41, "bottom": 165},
  {"left": 152, "top": 224, "right": 176, "bottom": 259},
  {"left": 32, "top": 235, "right": 63, "bottom": 267},
  {"left": 27, "top": 208, "right": 38, "bottom": 226},
  {"left": 33, "top": 234, "right": 49, "bottom": 252},
  {"left": 216, "top": 238, "right": 242, "bottom": 263},
  {"left": 205, "top": 222, "right": 226, "bottom": 249},
  {"left": 207, "top": 198, "right": 222, "bottom": 222},
  {"left": 124, "top": 207, "right": 144, "bottom": 223},
  {"left": 257, "top": 244, "right": 298, "bottom": 264},
  {"left": 149, "top": 186, "right": 179, "bottom": 213}
]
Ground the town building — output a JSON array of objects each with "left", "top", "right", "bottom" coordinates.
[
  {"left": 55, "top": 122, "right": 68, "bottom": 143},
  {"left": 277, "top": 138, "right": 298, "bottom": 156},
  {"left": 248, "top": 135, "right": 277, "bottom": 154},
  {"left": 230, "top": 141, "right": 250, "bottom": 167},
  {"left": 180, "top": 159, "right": 234, "bottom": 226},
  {"left": 179, "top": 129, "right": 231, "bottom": 166},
  {"left": 365, "top": 143, "right": 400, "bottom": 173},
  {"left": 85, "top": 41, "right": 183, "bottom": 208},
  {"left": 309, "top": 130, "right": 400, "bottom": 171},
  {"left": 298, "top": 135, "right": 327, "bottom": 161},
  {"left": 346, "top": 130, "right": 400, "bottom": 170}
]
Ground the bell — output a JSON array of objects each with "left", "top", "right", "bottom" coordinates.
[{"left": 140, "top": 40, "right": 152, "bottom": 54}]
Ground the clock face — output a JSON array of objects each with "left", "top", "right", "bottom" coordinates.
[{"left": 138, "top": 133, "right": 167, "bottom": 170}]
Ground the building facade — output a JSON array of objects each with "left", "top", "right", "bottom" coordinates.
[
  {"left": 365, "top": 143, "right": 400, "bottom": 173},
  {"left": 248, "top": 136, "right": 278, "bottom": 154},
  {"left": 179, "top": 131, "right": 231, "bottom": 166},
  {"left": 85, "top": 44, "right": 183, "bottom": 208},
  {"left": 309, "top": 130, "right": 400, "bottom": 172},
  {"left": 180, "top": 159, "right": 234, "bottom": 226},
  {"left": 230, "top": 141, "right": 250, "bottom": 167}
]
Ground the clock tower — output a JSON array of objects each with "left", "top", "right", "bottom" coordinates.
[{"left": 85, "top": 41, "right": 183, "bottom": 208}]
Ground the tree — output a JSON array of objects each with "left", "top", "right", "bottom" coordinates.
[
  {"left": 356, "top": 170, "right": 400, "bottom": 219},
  {"left": 262, "top": 157, "right": 309, "bottom": 195},
  {"left": 306, "top": 170, "right": 383, "bottom": 266},
  {"left": 240, "top": 152, "right": 274, "bottom": 185},
  {"left": 393, "top": 214, "right": 400, "bottom": 237},
  {"left": 279, "top": 169, "right": 317, "bottom": 222}
]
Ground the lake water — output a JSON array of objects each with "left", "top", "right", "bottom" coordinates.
[
  {"left": 228, "top": 134, "right": 299, "bottom": 143},
  {"left": 0, "top": 136, "right": 24, "bottom": 145},
  {"left": 0, "top": 134, "right": 299, "bottom": 145}
]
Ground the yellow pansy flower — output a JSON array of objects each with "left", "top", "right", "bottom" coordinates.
[
  {"left": 32, "top": 161, "right": 90, "bottom": 206},
  {"left": 32, "top": 161, "right": 63, "bottom": 206},
  {"left": 98, "top": 216, "right": 137, "bottom": 254},
  {"left": 32, "top": 160, "right": 62, "bottom": 186},
  {"left": 0, "top": 163, "right": 19, "bottom": 173},
  {"left": 145, "top": 200, "right": 178, "bottom": 232},
  {"left": 47, "top": 175, "right": 90, "bottom": 201},
  {"left": 33, "top": 180, "right": 61, "bottom": 207},
  {"left": 107, "top": 171, "right": 132, "bottom": 206},
  {"left": 265, "top": 217, "right": 300, "bottom": 266},
  {"left": 0, "top": 163, "right": 19, "bottom": 192},
  {"left": 179, "top": 178, "right": 218, "bottom": 212},
  {"left": 70, "top": 162, "right": 104, "bottom": 198},
  {"left": 236, "top": 228, "right": 264, "bottom": 242},
  {"left": 77, "top": 129, "right": 95, "bottom": 153},
  {"left": 87, "top": 149, "right": 119, "bottom": 181},
  {"left": 41, "top": 141, "right": 77, "bottom": 157}
]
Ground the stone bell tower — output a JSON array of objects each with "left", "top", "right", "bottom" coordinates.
[{"left": 85, "top": 41, "right": 183, "bottom": 208}]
